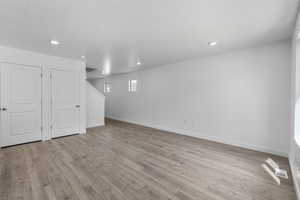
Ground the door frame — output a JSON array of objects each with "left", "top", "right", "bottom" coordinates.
[
  {"left": 0, "top": 61, "right": 86, "bottom": 146},
  {"left": 48, "top": 66, "right": 82, "bottom": 139},
  {"left": 0, "top": 62, "right": 44, "bottom": 147}
]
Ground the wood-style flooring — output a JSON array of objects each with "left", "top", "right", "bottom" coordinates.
[{"left": 0, "top": 119, "right": 296, "bottom": 200}]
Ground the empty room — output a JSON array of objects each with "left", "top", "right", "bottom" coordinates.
[{"left": 1, "top": 0, "right": 300, "bottom": 200}]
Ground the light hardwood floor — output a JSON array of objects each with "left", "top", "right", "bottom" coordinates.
[{"left": 0, "top": 119, "right": 296, "bottom": 200}]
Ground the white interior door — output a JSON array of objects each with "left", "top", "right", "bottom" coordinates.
[
  {"left": 50, "top": 69, "right": 80, "bottom": 138},
  {"left": 0, "top": 63, "right": 42, "bottom": 147}
]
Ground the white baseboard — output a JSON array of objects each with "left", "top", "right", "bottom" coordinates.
[
  {"left": 289, "top": 158, "right": 300, "bottom": 200},
  {"left": 87, "top": 122, "right": 105, "bottom": 128},
  {"left": 107, "top": 116, "right": 287, "bottom": 157}
]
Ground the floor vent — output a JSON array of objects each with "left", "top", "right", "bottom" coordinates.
[
  {"left": 262, "top": 158, "right": 289, "bottom": 185},
  {"left": 275, "top": 168, "right": 288, "bottom": 179}
]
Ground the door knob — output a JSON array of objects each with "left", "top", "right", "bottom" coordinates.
[
  {"left": 2, "top": 108, "right": 7, "bottom": 111},
  {"left": 75, "top": 105, "right": 80, "bottom": 108}
]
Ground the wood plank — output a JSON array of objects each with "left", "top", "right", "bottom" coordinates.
[{"left": 0, "top": 119, "right": 296, "bottom": 200}]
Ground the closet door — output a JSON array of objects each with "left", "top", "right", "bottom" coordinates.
[
  {"left": 0, "top": 63, "right": 42, "bottom": 147},
  {"left": 50, "top": 69, "right": 80, "bottom": 138}
]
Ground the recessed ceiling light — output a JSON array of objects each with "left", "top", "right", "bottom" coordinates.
[
  {"left": 208, "top": 41, "right": 217, "bottom": 46},
  {"left": 81, "top": 55, "right": 85, "bottom": 59},
  {"left": 50, "top": 40, "right": 59, "bottom": 45},
  {"left": 137, "top": 61, "right": 141, "bottom": 65}
]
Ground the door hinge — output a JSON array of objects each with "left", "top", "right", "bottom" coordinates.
[
  {"left": 50, "top": 74, "right": 52, "bottom": 79},
  {"left": 41, "top": 73, "right": 43, "bottom": 78},
  {"left": 41, "top": 126, "right": 43, "bottom": 131},
  {"left": 50, "top": 125, "right": 53, "bottom": 129}
]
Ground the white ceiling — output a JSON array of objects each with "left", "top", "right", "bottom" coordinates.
[{"left": 0, "top": 0, "right": 298, "bottom": 76}]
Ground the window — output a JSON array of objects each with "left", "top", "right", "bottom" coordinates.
[
  {"left": 104, "top": 82, "right": 111, "bottom": 93},
  {"left": 128, "top": 80, "right": 137, "bottom": 92}
]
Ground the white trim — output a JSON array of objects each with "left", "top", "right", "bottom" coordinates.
[
  {"left": 0, "top": 63, "right": 45, "bottom": 146},
  {"left": 295, "top": 136, "right": 300, "bottom": 148},
  {"left": 80, "top": 72, "right": 87, "bottom": 134},
  {"left": 87, "top": 123, "right": 105, "bottom": 128},
  {"left": 87, "top": 120, "right": 105, "bottom": 128},
  {"left": 49, "top": 67, "right": 84, "bottom": 138},
  {"left": 41, "top": 66, "right": 51, "bottom": 141},
  {"left": 107, "top": 116, "right": 288, "bottom": 157},
  {"left": 0, "top": 45, "right": 86, "bottom": 146},
  {"left": 289, "top": 158, "right": 300, "bottom": 200}
]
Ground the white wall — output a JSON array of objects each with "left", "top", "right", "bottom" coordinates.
[
  {"left": 93, "top": 41, "right": 291, "bottom": 156},
  {"left": 0, "top": 45, "right": 86, "bottom": 141},
  {"left": 86, "top": 81, "right": 105, "bottom": 128},
  {"left": 289, "top": 10, "right": 300, "bottom": 199}
]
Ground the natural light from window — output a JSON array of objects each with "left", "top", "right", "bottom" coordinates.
[{"left": 128, "top": 80, "right": 137, "bottom": 92}]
